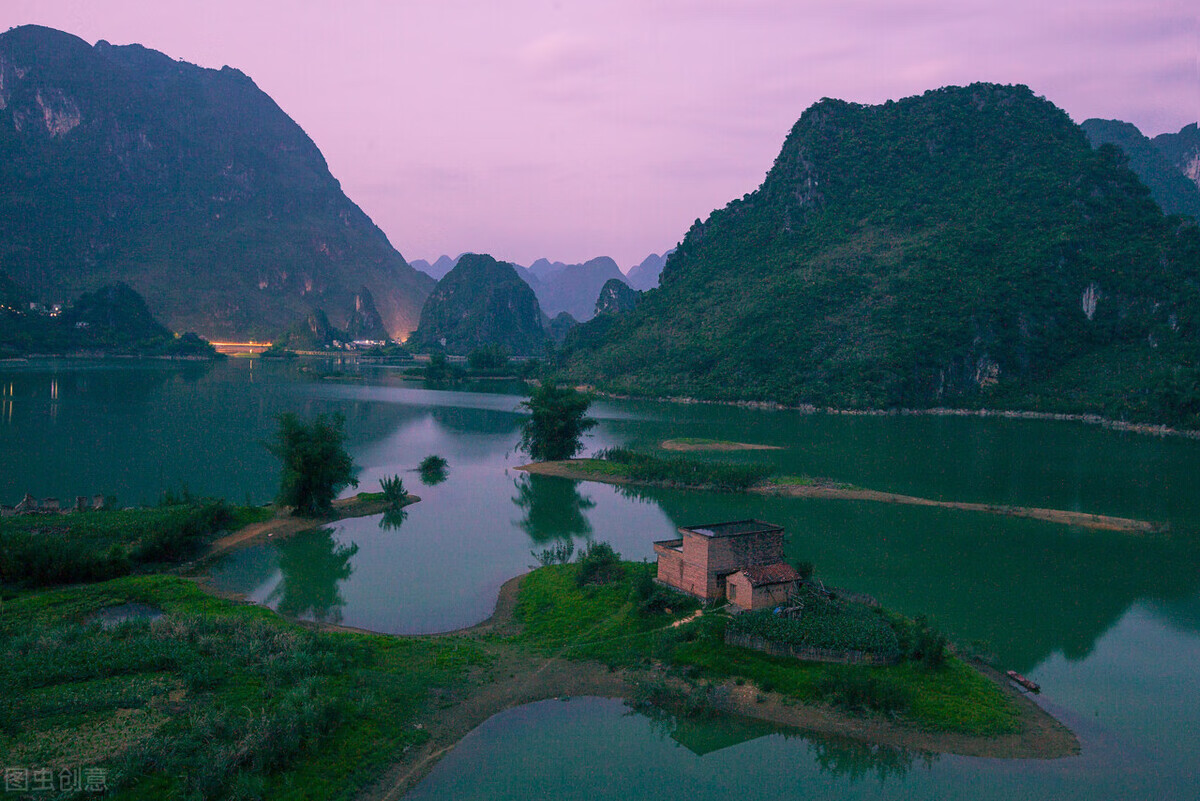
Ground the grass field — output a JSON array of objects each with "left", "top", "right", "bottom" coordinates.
[
  {"left": 0, "top": 575, "right": 487, "bottom": 801},
  {"left": 0, "top": 503, "right": 273, "bottom": 587}
]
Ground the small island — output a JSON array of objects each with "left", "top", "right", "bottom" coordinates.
[{"left": 517, "top": 448, "right": 1164, "bottom": 533}]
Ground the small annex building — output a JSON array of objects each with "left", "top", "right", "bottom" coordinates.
[{"left": 653, "top": 520, "right": 802, "bottom": 611}]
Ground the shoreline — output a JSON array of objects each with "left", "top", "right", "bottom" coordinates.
[
  {"left": 660, "top": 438, "right": 783, "bottom": 452},
  {"left": 188, "top": 492, "right": 420, "bottom": 570},
  {"left": 183, "top": 497, "right": 1079, "bottom": 799},
  {"left": 356, "top": 574, "right": 1078, "bottom": 801},
  {"left": 577, "top": 386, "right": 1200, "bottom": 440},
  {"left": 516, "top": 461, "right": 1164, "bottom": 534}
]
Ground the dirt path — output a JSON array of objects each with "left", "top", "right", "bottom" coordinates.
[
  {"left": 196, "top": 493, "right": 420, "bottom": 565},
  {"left": 517, "top": 461, "right": 1163, "bottom": 534}
]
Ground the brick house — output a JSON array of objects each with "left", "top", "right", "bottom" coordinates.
[
  {"left": 653, "top": 520, "right": 798, "bottom": 609},
  {"left": 725, "top": 563, "right": 805, "bottom": 611}
]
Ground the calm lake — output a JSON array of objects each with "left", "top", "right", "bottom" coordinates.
[{"left": 3, "top": 358, "right": 1199, "bottom": 799}]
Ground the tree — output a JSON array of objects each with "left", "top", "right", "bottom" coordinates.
[
  {"left": 467, "top": 343, "right": 510, "bottom": 371},
  {"left": 517, "top": 382, "right": 597, "bottom": 461},
  {"left": 267, "top": 412, "right": 358, "bottom": 515}
]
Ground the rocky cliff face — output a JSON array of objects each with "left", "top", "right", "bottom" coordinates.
[
  {"left": 594, "top": 278, "right": 640, "bottom": 316},
  {"left": 1154, "top": 124, "right": 1200, "bottom": 192},
  {"left": 0, "top": 25, "right": 433, "bottom": 340},
  {"left": 408, "top": 253, "right": 547, "bottom": 356}
]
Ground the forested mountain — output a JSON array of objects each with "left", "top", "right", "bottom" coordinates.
[
  {"left": 561, "top": 84, "right": 1200, "bottom": 427},
  {"left": 0, "top": 276, "right": 216, "bottom": 357},
  {"left": 407, "top": 254, "right": 547, "bottom": 356},
  {"left": 0, "top": 25, "right": 433, "bottom": 340},
  {"left": 594, "top": 278, "right": 639, "bottom": 316},
  {"left": 1081, "top": 119, "right": 1200, "bottom": 220},
  {"left": 1153, "top": 124, "right": 1200, "bottom": 192},
  {"left": 413, "top": 253, "right": 634, "bottom": 321}
]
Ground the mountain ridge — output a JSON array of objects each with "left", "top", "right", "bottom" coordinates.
[
  {"left": 0, "top": 24, "right": 433, "bottom": 340},
  {"left": 561, "top": 83, "right": 1200, "bottom": 427}
]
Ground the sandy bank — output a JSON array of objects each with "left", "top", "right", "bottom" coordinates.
[
  {"left": 516, "top": 461, "right": 1163, "bottom": 534},
  {"left": 194, "top": 492, "right": 420, "bottom": 566},
  {"left": 661, "top": 438, "right": 783, "bottom": 452}
]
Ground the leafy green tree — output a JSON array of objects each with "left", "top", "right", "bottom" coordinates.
[
  {"left": 267, "top": 412, "right": 358, "bottom": 515},
  {"left": 517, "top": 382, "right": 597, "bottom": 461},
  {"left": 467, "top": 343, "right": 511, "bottom": 371}
]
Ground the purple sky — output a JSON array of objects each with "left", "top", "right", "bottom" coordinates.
[{"left": 5, "top": 1, "right": 1199, "bottom": 269}]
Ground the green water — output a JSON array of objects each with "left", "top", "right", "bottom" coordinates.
[{"left": 3, "top": 358, "right": 1199, "bottom": 799}]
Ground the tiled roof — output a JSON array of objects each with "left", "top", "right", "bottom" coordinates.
[{"left": 739, "top": 563, "right": 803, "bottom": 587}]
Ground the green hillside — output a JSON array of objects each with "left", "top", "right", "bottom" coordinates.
[
  {"left": 561, "top": 84, "right": 1200, "bottom": 427},
  {"left": 0, "top": 25, "right": 432, "bottom": 340},
  {"left": 408, "top": 253, "right": 548, "bottom": 356}
]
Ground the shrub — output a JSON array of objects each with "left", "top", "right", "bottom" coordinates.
[
  {"left": 816, "top": 670, "right": 911, "bottom": 714},
  {"left": 574, "top": 541, "right": 622, "bottom": 587},
  {"left": 379, "top": 475, "right": 407, "bottom": 509},
  {"left": 594, "top": 447, "right": 772, "bottom": 490},
  {"left": 418, "top": 455, "right": 449, "bottom": 485},
  {"left": 898, "top": 615, "right": 949, "bottom": 669},
  {"left": 533, "top": 541, "right": 574, "bottom": 566}
]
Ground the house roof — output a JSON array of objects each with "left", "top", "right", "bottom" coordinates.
[
  {"left": 680, "top": 519, "right": 783, "bottom": 538},
  {"left": 738, "top": 563, "right": 803, "bottom": 587}
]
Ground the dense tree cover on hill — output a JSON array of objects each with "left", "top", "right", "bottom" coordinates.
[
  {"left": 0, "top": 25, "right": 432, "bottom": 340},
  {"left": 408, "top": 254, "right": 548, "bottom": 357},
  {"left": 560, "top": 84, "right": 1200, "bottom": 427},
  {"left": 0, "top": 278, "right": 218, "bottom": 358}
]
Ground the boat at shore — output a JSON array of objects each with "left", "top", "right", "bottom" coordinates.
[{"left": 1007, "top": 670, "right": 1041, "bottom": 693}]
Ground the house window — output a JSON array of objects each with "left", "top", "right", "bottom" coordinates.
[{"left": 729, "top": 584, "right": 737, "bottom": 600}]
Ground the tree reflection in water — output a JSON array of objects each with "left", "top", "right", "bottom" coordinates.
[
  {"left": 379, "top": 507, "right": 408, "bottom": 531},
  {"left": 512, "top": 473, "right": 596, "bottom": 543},
  {"left": 267, "top": 528, "right": 358, "bottom": 623}
]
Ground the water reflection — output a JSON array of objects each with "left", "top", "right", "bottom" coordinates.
[
  {"left": 379, "top": 507, "right": 408, "bottom": 531},
  {"left": 512, "top": 473, "right": 595, "bottom": 542},
  {"left": 636, "top": 700, "right": 930, "bottom": 780},
  {"left": 266, "top": 529, "right": 358, "bottom": 623}
]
